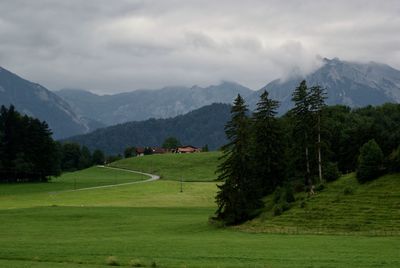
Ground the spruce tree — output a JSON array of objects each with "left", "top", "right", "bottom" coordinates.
[
  {"left": 251, "top": 90, "right": 285, "bottom": 195},
  {"left": 214, "top": 95, "right": 261, "bottom": 225},
  {"left": 291, "top": 80, "right": 313, "bottom": 189},
  {"left": 309, "top": 85, "right": 327, "bottom": 184}
]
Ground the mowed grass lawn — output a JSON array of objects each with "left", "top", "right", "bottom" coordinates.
[
  {"left": 110, "top": 152, "right": 221, "bottom": 181},
  {"left": 0, "top": 155, "right": 399, "bottom": 267}
]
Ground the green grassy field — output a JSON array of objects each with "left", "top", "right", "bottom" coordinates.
[
  {"left": 0, "top": 166, "right": 147, "bottom": 196},
  {"left": 110, "top": 152, "right": 221, "bottom": 181},
  {"left": 0, "top": 155, "right": 399, "bottom": 267}
]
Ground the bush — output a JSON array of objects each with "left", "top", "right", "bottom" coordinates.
[
  {"left": 283, "top": 186, "right": 295, "bottom": 203},
  {"left": 273, "top": 187, "right": 282, "bottom": 203},
  {"left": 323, "top": 162, "right": 340, "bottom": 182},
  {"left": 129, "top": 258, "right": 144, "bottom": 267},
  {"left": 356, "top": 139, "right": 384, "bottom": 183},
  {"left": 315, "top": 184, "right": 325, "bottom": 192},
  {"left": 273, "top": 205, "right": 283, "bottom": 216},
  {"left": 273, "top": 185, "right": 295, "bottom": 204},
  {"left": 106, "top": 256, "right": 120, "bottom": 266},
  {"left": 343, "top": 187, "right": 354, "bottom": 195}
]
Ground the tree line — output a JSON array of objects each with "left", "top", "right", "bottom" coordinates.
[
  {"left": 215, "top": 80, "right": 400, "bottom": 225},
  {"left": 0, "top": 105, "right": 108, "bottom": 183}
]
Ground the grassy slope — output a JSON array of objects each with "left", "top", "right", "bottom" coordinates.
[
  {"left": 110, "top": 152, "right": 221, "bottom": 181},
  {"left": 240, "top": 173, "right": 400, "bottom": 235},
  {"left": 0, "top": 166, "right": 147, "bottom": 196},
  {"left": 0, "top": 158, "right": 399, "bottom": 267}
]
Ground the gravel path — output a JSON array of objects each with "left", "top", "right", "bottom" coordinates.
[{"left": 56, "top": 166, "right": 160, "bottom": 193}]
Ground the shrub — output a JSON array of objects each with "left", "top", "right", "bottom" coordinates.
[
  {"left": 343, "top": 187, "right": 354, "bottom": 195},
  {"left": 106, "top": 256, "right": 120, "bottom": 266},
  {"left": 274, "top": 185, "right": 295, "bottom": 204},
  {"left": 323, "top": 162, "right": 340, "bottom": 182},
  {"left": 281, "top": 201, "right": 290, "bottom": 211},
  {"left": 356, "top": 139, "right": 384, "bottom": 183},
  {"left": 273, "top": 187, "right": 282, "bottom": 203},
  {"left": 283, "top": 186, "right": 295, "bottom": 203},
  {"left": 315, "top": 184, "right": 325, "bottom": 192},
  {"left": 273, "top": 205, "right": 283, "bottom": 216},
  {"left": 129, "top": 259, "right": 144, "bottom": 267}
]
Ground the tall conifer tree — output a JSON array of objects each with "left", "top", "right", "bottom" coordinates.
[
  {"left": 291, "top": 80, "right": 313, "bottom": 189},
  {"left": 251, "top": 90, "right": 285, "bottom": 194},
  {"left": 215, "top": 95, "right": 261, "bottom": 225},
  {"left": 309, "top": 85, "right": 327, "bottom": 184}
]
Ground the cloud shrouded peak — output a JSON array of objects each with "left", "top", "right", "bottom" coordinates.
[{"left": 0, "top": 0, "right": 399, "bottom": 93}]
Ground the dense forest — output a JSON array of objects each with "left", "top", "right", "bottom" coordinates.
[
  {"left": 64, "top": 103, "right": 231, "bottom": 154},
  {"left": 215, "top": 81, "right": 400, "bottom": 225},
  {"left": 0, "top": 105, "right": 107, "bottom": 183},
  {"left": 0, "top": 105, "right": 60, "bottom": 182}
]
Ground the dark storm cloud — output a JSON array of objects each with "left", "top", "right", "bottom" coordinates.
[{"left": 0, "top": 0, "right": 399, "bottom": 93}]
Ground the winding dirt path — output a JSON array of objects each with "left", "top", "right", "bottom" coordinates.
[{"left": 58, "top": 166, "right": 160, "bottom": 193}]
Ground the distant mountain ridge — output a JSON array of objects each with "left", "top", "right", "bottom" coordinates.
[
  {"left": 57, "top": 58, "right": 400, "bottom": 125},
  {"left": 2, "top": 57, "right": 399, "bottom": 140},
  {"left": 247, "top": 58, "right": 400, "bottom": 113},
  {"left": 63, "top": 103, "right": 231, "bottom": 155},
  {"left": 56, "top": 82, "right": 253, "bottom": 125},
  {"left": 0, "top": 66, "right": 102, "bottom": 139}
]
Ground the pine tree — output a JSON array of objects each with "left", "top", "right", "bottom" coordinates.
[
  {"left": 309, "top": 85, "right": 327, "bottom": 184},
  {"left": 251, "top": 90, "right": 285, "bottom": 194},
  {"left": 291, "top": 80, "right": 313, "bottom": 189},
  {"left": 214, "top": 95, "right": 261, "bottom": 225}
]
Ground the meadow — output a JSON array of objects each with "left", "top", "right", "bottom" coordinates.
[
  {"left": 110, "top": 152, "right": 221, "bottom": 181},
  {"left": 0, "top": 153, "right": 399, "bottom": 267}
]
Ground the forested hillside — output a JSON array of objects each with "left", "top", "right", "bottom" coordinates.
[
  {"left": 213, "top": 80, "right": 400, "bottom": 225},
  {"left": 64, "top": 103, "right": 231, "bottom": 154}
]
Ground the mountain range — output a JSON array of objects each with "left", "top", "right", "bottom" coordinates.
[
  {"left": 56, "top": 82, "right": 252, "bottom": 125},
  {"left": 0, "top": 67, "right": 102, "bottom": 139},
  {"left": 1, "top": 57, "right": 399, "bottom": 143},
  {"left": 252, "top": 58, "right": 400, "bottom": 113},
  {"left": 56, "top": 58, "right": 400, "bottom": 125}
]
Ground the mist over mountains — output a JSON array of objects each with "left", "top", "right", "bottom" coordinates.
[
  {"left": 0, "top": 67, "right": 102, "bottom": 139},
  {"left": 57, "top": 58, "right": 400, "bottom": 127},
  {"left": 1, "top": 57, "right": 400, "bottom": 144},
  {"left": 249, "top": 58, "right": 400, "bottom": 114},
  {"left": 56, "top": 82, "right": 252, "bottom": 125}
]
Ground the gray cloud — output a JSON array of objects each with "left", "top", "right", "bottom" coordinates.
[{"left": 0, "top": 0, "right": 399, "bottom": 93}]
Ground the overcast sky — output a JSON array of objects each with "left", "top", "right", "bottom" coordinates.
[{"left": 0, "top": 0, "right": 399, "bottom": 94}]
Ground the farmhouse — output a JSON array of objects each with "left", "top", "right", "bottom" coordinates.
[
  {"left": 175, "top": 145, "right": 201, "bottom": 153},
  {"left": 135, "top": 147, "right": 145, "bottom": 156},
  {"left": 152, "top": 147, "right": 167, "bottom": 154}
]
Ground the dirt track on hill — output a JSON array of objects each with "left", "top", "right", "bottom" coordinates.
[{"left": 56, "top": 166, "right": 160, "bottom": 193}]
